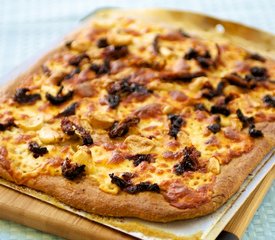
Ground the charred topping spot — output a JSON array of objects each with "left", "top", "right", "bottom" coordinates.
[
  {"left": 210, "top": 105, "right": 230, "bottom": 116},
  {"left": 173, "top": 146, "right": 200, "bottom": 175},
  {"left": 194, "top": 103, "right": 208, "bottom": 112},
  {"left": 90, "top": 58, "right": 111, "bottom": 75},
  {"left": 178, "top": 29, "right": 190, "bottom": 38},
  {"left": 14, "top": 88, "right": 41, "bottom": 104},
  {"left": 68, "top": 53, "right": 90, "bottom": 66},
  {"left": 249, "top": 125, "right": 263, "bottom": 138},
  {"left": 124, "top": 182, "right": 160, "bottom": 194},
  {"left": 46, "top": 86, "right": 74, "bottom": 105},
  {"left": 56, "top": 102, "right": 78, "bottom": 118},
  {"left": 28, "top": 141, "right": 48, "bottom": 158},
  {"left": 107, "top": 77, "right": 152, "bottom": 108},
  {"left": 61, "top": 118, "right": 93, "bottom": 145},
  {"left": 0, "top": 118, "right": 17, "bottom": 131},
  {"left": 160, "top": 71, "right": 206, "bottom": 82},
  {"left": 103, "top": 45, "right": 128, "bottom": 60},
  {"left": 168, "top": 114, "right": 184, "bottom": 139},
  {"left": 96, "top": 38, "right": 109, "bottom": 48},
  {"left": 108, "top": 117, "right": 140, "bottom": 139},
  {"left": 152, "top": 35, "right": 160, "bottom": 54},
  {"left": 184, "top": 48, "right": 199, "bottom": 60},
  {"left": 247, "top": 53, "right": 266, "bottom": 62},
  {"left": 263, "top": 95, "right": 275, "bottom": 108},
  {"left": 127, "top": 154, "right": 153, "bottom": 167},
  {"left": 61, "top": 158, "right": 85, "bottom": 180},
  {"left": 236, "top": 109, "right": 254, "bottom": 128},
  {"left": 109, "top": 173, "right": 160, "bottom": 194}
]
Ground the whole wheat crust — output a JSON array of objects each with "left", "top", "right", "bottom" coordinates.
[{"left": 0, "top": 9, "right": 274, "bottom": 222}]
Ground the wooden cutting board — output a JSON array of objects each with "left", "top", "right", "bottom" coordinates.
[{"left": 0, "top": 167, "right": 274, "bottom": 240}]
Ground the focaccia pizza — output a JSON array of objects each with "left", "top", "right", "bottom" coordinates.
[{"left": 0, "top": 9, "right": 274, "bottom": 222}]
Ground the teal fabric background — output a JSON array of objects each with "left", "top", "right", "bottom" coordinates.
[{"left": 0, "top": 0, "right": 274, "bottom": 239}]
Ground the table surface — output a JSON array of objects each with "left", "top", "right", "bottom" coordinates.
[{"left": 0, "top": 0, "right": 274, "bottom": 239}]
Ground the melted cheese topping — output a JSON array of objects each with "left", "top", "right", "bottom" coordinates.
[{"left": 0, "top": 17, "right": 274, "bottom": 205}]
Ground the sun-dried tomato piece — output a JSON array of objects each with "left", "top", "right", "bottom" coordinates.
[
  {"left": 152, "top": 35, "right": 160, "bottom": 54},
  {"left": 249, "top": 125, "right": 263, "bottom": 138},
  {"left": 127, "top": 154, "right": 153, "bottom": 167},
  {"left": 207, "top": 123, "right": 221, "bottom": 134},
  {"left": 263, "top": 95, "right": 275, "bottom": 108},
  {"left": 247, "top": 53, "right": 266, "bottom": 62},
  {"left": 56, "top": 102, "right": 78, "bottom": 118},
  {"left": 0, "top": 118, "right": 17, "bottom": 131},
  {"left": 46, "top": 86, "right": 73, "bottom": 105},
  {"left": 28, "top": 141, "right": 48, "bottom": 158},
  {"left": 109, "top": 173, "right": 130, "bottom": 189},
  {"left": 61, "top": 118, "right": 93, "bottom": 145},
  {"left": 90, "top": 58, "right": 111, "bottom": 75},
  {"left": 96, "top": 38, "right": 109, "bottom": 48},
  {"left": 108, "top": 117, "right": 140, "bottom": 139},
  {"left": 223, "top": 73, "right": 249, "bottom": 88},
  {"left": 125, "top": 182, "right": 160, "bottom": 194},
  {"left": 201, "top": 81, "right": 225, "bottom": 100},
  {"left": 168, "top": 114, "right": 184, "bottom": 139},
  {"left": 194, "top": 103, "right": 208, "bottom": 112},
  {"left": 173, "top": 146, "right": 201, "bottom": 175},
  {"left": 63, "top": 67, "right": 81, "bottom": 81},
  {"left": 210, "top": 105, "right": 230, "bottom": 116},
  {"left": 103, "top": 45, "right": 128, "bottom": 59},
  {"left": 160, "top": 71, "right": 206, "bottom": 82},
  {"left": 236, "top": 109, "right": 254, "bottom": 128},
  {"left": 61, "top": 158, "right": 85, "bottom": 180},
  {"left": 106, "top": 77, "right": 151, "bottom": 108},
  {"left": 184, "top": 48, "right": 213, "bottom": 69},
  {"left": 68, "top": 53, "right": 90, "bottom": 66},
  {"left": 14, "top": 88, "right": 41, "bottom": 104}
]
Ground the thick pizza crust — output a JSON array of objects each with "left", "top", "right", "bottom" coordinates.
[
  {"left": 0, "top": 9, "right": 274, "bottom": 222},
  {"left": 0, "top": 123, "right": 273, "bottom": 222}
]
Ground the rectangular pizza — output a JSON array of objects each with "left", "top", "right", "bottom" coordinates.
[{"left": 0, "top": 8, "right": 274, "bottom": 223}]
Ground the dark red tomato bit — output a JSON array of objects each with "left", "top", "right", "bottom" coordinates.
[
  {"left": 14, "top": 88, "right": 41, "bottom": 104},
  {"left": 56, "top": 102, "right": 78, "bottom": 118},
  {"left": 103, "top": 45, "right": 128, "bottom": 59},
  {"left": 28, "top": 141, "right": 48, "bottom": 158},
  {"left": 168, "top": 114, "right": 185, "bottom": 139},
  {"left": 223, "top": 73, "right": 250, "bottom": 88},
  {"left": 207, "top": 123, "right": 221, "bottom": 134},
  {"left": 46, "top": 86, "right": 73, "bottom": 105},
  {"left": 161, "top": 71, "right": 206, "bottom": 82},
  {"left": 109, "top": 173, "right": 130, "bottom": 189},
  {"left": 247, "top": 53, "right": 266, "bottom": 62},
  {"left": 263, "top": 95, "right": 275, "bottom": 108},
  {"left": 61, "top": 118, "right": 93, "bottom": 145},
  {"left": 61, "top": 158, "right": 85, "bottom": 180},
  {"left": 210, "top": 105, "right": 230, "bottom": 116},
  {"left": 64, "top": 67, "right": 81, "bottom": 81},
  {"left": 125, "top": 182, "right": 160, "bottom": 194},
  {"left": 152, "top": 35, "right": 160, "bottom": 54},
  {"left": 0, "top": 118, "right": 17, "bottom": 131},
  {"left": 96, "top": 38, "right": 109, "bottom": 48},
  {"left": 194, "top": 103, "right": 208, "bottom": 112},
  {"left": 108, "top": 117, "right": 140, "bottom": 139},
  {"left": 68, "top": 53, "right": 90, "bottom": 66},
  {"left": 173, "top": 146, "right": 201, "bottom": 175},
  {"left": 127, "top": 154, "right": 153, "bottom": 167},
  {"left": 249, "top": 125, "right": 263, "bottom": 138},
  {"left": 90, "top": 58, "right": 111, "bottom": 75},
  {"left": 236, "top": 109, "right": 254, "bottom": 128}
]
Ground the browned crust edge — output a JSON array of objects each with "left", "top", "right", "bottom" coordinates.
[
  {"left": 0, "top": 9, "right": 274, "bottom": 222},
  {"left": 0, "top": 123, "right": 273, "bottom": 222}
]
